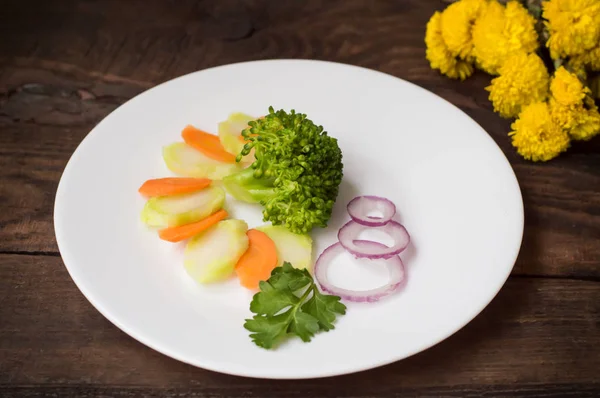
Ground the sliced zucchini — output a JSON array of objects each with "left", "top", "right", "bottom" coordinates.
[
  {"left": 218, "top": 112, "right": 256, "bottom": 163},
  {"left": 163, "top": 142, "right": 240, "bottom": 180},
  {"left": 255, "top": 225, "right": 313, "bottom": 271},
  {"left": 184, "top": 219, "right": 249, "bottom": 283},
  {"left": 141, "top": 186, "right": 225, "bottom": 228}
]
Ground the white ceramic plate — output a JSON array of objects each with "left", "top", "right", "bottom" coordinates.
[{"left": 54, "top": 60, "right": 523, "bottom": 379}]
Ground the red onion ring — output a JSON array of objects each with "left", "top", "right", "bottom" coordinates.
[
  {"left": 338, "top": 220, "right": 410, "bottom": 259},
  {"left": 315, "top": 241, "right": 405, "bottom": 302},
  {"left": 347, "top": 195, "right": 396, "bottom": 227}
]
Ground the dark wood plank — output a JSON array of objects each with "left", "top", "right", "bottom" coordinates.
[
  {"left": 0, "top": 0, "right": 435, "bottom": 82},
  {"left": 0, "top": 61, "right": 150, "bottom": 253},
  {"left": 1, "top": 384, "right": 599, "bottom": 398},
  {"left": 0, "top": 255, "right": 598, "bottom": 395}
]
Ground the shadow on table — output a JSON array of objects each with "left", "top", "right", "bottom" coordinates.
[{"left": 568, "top": 134, "right": 600, "bottom": 155}]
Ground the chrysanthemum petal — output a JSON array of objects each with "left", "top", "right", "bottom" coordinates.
[
  {"left": 487, "top": 52, "right": 549, "bottom": 118},
  {"left": 425, "top": 11, "right": 474, "bottom": 80},
  {"left": 510, "top": 102, "right": 570, "bottom": 161},
  {"left": 473, "top": 1, "right": 539, "bottom": 75},
  {"left": 543, "top": 0, "right": 600, "bottom": 59},
  {"left": 440, "top": 0, "right": 488, "bottom": 60}
]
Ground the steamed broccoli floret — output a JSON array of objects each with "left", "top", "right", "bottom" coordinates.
[{"left": 223, "top": 107, "right": 343, "bottom": 234}]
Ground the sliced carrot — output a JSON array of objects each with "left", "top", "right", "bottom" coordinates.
[
  {"left": 235, "top": 229, "right": 278, "bottom": 290},
  {"left": 182, "top": 125, "right": 236, "bottom": 163},
  {"left": 138, "top": 177, "right": 212, "bottom": 197},
  {"left": 158, "top": 209, "right": 228, "bottom": 242}
]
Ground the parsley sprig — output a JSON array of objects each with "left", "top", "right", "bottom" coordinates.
[{"left": 244, "top": 262, "right": 346, "bottom": 349}]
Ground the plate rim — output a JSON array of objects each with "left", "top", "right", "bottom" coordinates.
[{"left": 53, "top": 59, "right": 525, "bottom": 379}]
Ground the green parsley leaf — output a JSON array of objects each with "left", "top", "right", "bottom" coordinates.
[
  {"left": 288, "top": 311, "right": 320, "bottom": 342},
  {"left": 268, "top": 263, "right": 312, "bottom": 292},
  {"left": 301, "top": 289, "right": 346, "bottom": 331},
  {"left": 244, "top": 313, "right": 291, "bottom": 349},
  {"left": 244, "top": 261, "right": 347, "bottom": 349},
  {"left": 250, "top": 281, "right": 299, "bottom": 316}
]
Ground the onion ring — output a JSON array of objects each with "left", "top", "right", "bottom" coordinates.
[
  {"left": 314, "top": 241, "right": 405, "bottom": 302},
  {"left": 338, "top": 220, "right": 410, "bottom": 259},
  {"left": 347, "top": 195, "right": 396, "bottom": 227}
]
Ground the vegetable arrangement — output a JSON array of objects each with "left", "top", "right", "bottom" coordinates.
[{"left": 138, "top": 108, "right": 411, "bottom": 349}]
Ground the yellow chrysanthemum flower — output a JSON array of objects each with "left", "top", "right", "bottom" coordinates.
[
  {"left": 487, "top": 52, "right": 549, "bottom": 118},
  {"left": 425, "top": 11, "right": 474, "bottom": 80},
  {"left": 472, "top": 1, "right": 539, "bottom": 75},
  {"left": 550, "top": 98, "right": 600, "bottom": 141},
  {"left": 440, "top": 0, "right": 489, "bottom": 60},
  {"left": 543, "top": 0, "right": 600, "bottom": 59},
  {"left": 509, "top": 102, "right": 570, "bottom": 161},
  {"left": 550, "top": 66, "right": 589, "bottom": 106},
  {"left": 568, "top": 107, "right": 600, "bottom": 141},
  {"left": 550, "top": 99, "right": 581, "bottom": 130},
  {"left": 569, "top": 45, "right": 600, "bottom": 72},
  {"left": 548, "top": 66, "right": 600, "bottom": 141}
]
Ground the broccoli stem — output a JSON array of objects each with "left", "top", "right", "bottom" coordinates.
[{"left": 223, "top": 167, "right": 276, "bottom": 203}]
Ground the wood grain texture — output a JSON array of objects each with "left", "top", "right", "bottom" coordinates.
[
  {"left": 2, "top": 385, "right": 600, "bottom": 398},
  {"left": 0, "top": 0, "right": 599, "bottom": 396},
  {"left": 0, "top": 255, "right": 599, "bottom": 396}
]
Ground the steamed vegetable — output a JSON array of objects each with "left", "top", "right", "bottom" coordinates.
[
  {"left": 244, "top": 262, "right": 346, "bottom": 349},
  {"left": 256, "top": 225, "right": 312, "bottom": 271},
  {"left": 138, "top": 177, "right": 211, "bottom": 197},
  {"left": 218, "top": 112, "right": 255, "bottom": 163},
  {"left": 140, "top": 186, "right": 225, "bottom": 228},
  {"left": 222, "top": 107, "right": 343, "bottom": 234},
  {"left": 158, "top": 209, "right": 228, "bottom": 242},
  {"left": 222, "top": 166, "right": 275, "bottom": 203},
  {"left": 163, "top": 142, "right": 239, "bottom": 179},
  {"left": 182, "top": 125, "right": 237, "bottom": 163},
  {"left": 235, "top": 229, "right": 278, "bottom": 290},
  {"left": 184, "top": 219, "right": 249, "bottom": 284}
]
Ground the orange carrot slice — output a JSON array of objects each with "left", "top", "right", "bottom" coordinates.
[
  {"left": 235, "top": 229, "right": 278, "bottom": 290},
  {"left": 182, "top": 125, "right": 236, "bottom": 163},
  {"left": 138, "top": 177, "right": 212, "bottom": 197},
  {"left": 158, "top": 209, "right": 228, "bottom": 242}
]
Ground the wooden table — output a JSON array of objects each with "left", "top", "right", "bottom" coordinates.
[{"left": 1, "top": 1, "right": 599, "bottom": 396}]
